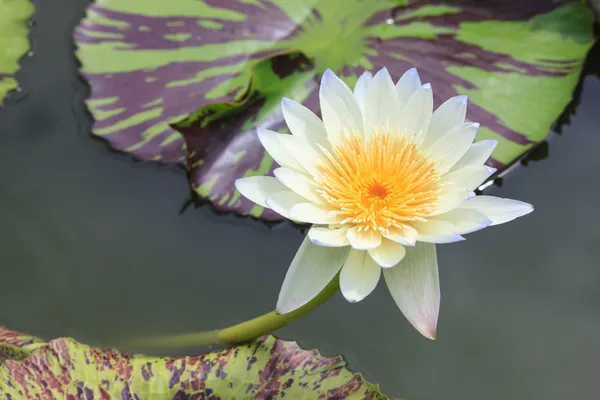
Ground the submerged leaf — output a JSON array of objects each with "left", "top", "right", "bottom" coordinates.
[
  {"left": 75, "top": 0, "right": 595, "bottom": 220},
  {"left": 0, "top": 327, "right": 387, "bottom": 399},
  {"left": 0, "top": 0, "right": 33, "bottom": 109}
]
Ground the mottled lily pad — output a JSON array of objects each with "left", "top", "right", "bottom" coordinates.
[
  {"left": 75, "top": 0, "right": 595, "bottom": 220},
  {"left": 0, "top": 0, "right": 33, "bottom": 110},
  {"left": 0, "top": 327, "right": 387, "bottom": 399}
]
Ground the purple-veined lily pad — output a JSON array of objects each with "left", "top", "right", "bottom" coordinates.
[
  {"left": 0, "top": 327, "right": 388, "bottom": 399},
  {"left": 0, "top": 0, "right": 33, "bottom": 110},
  {"left": 75, "top": 0, "right": 596, "bottom": 220}
]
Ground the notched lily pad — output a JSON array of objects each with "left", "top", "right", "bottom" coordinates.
[
  {"left": 0, "top": 0, "right": 33, "bottom": 109},
  {"left": 174, "top": 51, "right": 315, "bottom": 219},
  {"left": 0, "top": 327, "right": 388, "bottom": 399},
  {"left": 75, "top": 0, "right": 596, "bottom": 220}
]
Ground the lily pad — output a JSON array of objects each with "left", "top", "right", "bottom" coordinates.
[
  {"left": 75, "top": 0, "right": 595, "bottom": 220},
  {"left": 0, "top": 327, "right": 387, "bottom": 399},
  {"left": 0, "top": 0, "right": 33, "bottom": 110}
]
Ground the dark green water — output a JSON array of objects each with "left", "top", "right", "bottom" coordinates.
[{"left": 1, "top": 2, "right": 599, "bottom": 399}]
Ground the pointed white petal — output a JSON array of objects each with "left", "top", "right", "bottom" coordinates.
[
  {"left": 433, "top": 208, "right": 491, "bottom": 234},
  {"left": 461, "top": 195, "right": 534, "bottom": 226},
  {"left": 234, "top": 176, "right": 287, "bottom": 208},
  {"left": 395, "top": 68, "right": 422, "bottom": 108},
  {"left": 450, "top": 140, "right": 498, "bottom": 172},
  {"left": 257, "top": 128, "right": 304, "bottom": 172},
  {"left": 424, "top": 95, "right": 468, "bottom": 147},
  {"left": 340, "top": 249, "right": 381, "bottom": 303},
  {"left": 426, "top": 122, "right": 479, "bottom": 174},
  {"left": 347, "top": 226, "right": 382, "bottom": 250},
  {"left": 265, "top": 191, "right": 305, "bottom": 219},
  {"left": 289, "top": 202, "right": 339, "bottom": 224},
  {"left": 368, "top": 239, "right": 406, "bottom": 268},
  {"left": 399, "top": 83, "right": 433, "bottom": 143},
  {"left": 384, "top": 242, "right": 440, "bottom": 340},
  {"left": 353, "top": 71, "right": 373, "bottom": 115},
  {"left": 413, "top": 220, "right": 464, "bottom": 243},
  {"left": 277, "top": 236, "right": 349, "bottom": 314},
  {"left": 364, "top": 67, "right": 403, "bottom": 136},
  {"left": 319, "top": 100, "right": 346, "bottom": 145},
  {"left": 273, "top": 167, "right": 325, "bottom": 205},
  {"left": 441, "top": 165, "right": 497, "bottom": 191},
  {"left": 281, "top": 98, "right": 331, "bottom": 151},
  {"left": 319, "top": 69, "right": 363, "bottom": 144},
  {"left": 383, "top": 225, "right": 418, "bottom": 246},
  {"left": 277, "top": 134, "right": 325, "bottom": 177},
  {"left": 308, "top": 225, "right": 350, "bottom": 247}
]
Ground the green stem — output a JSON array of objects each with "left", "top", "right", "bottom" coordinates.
[{"left": 129, "top": 277, "right": 340, "bottom": 350}]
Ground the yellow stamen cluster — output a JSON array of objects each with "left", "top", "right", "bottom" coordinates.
[{"left": 316, "top": 132, "right": 441, "bottom": 234}]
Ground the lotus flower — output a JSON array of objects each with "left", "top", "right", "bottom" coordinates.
[{"left": 235, "top": 68, "right": 533, "bottom": 339}]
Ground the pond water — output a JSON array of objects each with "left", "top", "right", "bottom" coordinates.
[{"left": 1, "top": 2, "right": 599, "bottom": 399}]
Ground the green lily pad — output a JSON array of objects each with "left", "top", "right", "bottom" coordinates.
[
  {"left": 74, "top": 0, "right": 595, "bottom": 220},
  {"left": 0, "top": 327, "right": 387, "bottom": 399},
  {"left": 0, "top": 0, "right": 33, "bottom": 110}
]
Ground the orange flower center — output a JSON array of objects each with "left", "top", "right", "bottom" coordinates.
[{"left": 316, "top": 133, "right": 441, "bottom": 233}]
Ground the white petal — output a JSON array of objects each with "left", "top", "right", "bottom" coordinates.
[
  {"left": 319, "top": 69, "right": 363, "bottom": 144},
  {"left": 413, "top": 220, "right": 464, "bottom": 243},
  {"left": 347, "top": 226, "right": 382, "bottom": 250},
  {"left": 265, "top": 191, "right": 305, "bottom": 219},
  {"left": 308, "top": 225, "right": 350, "bottom": 247},
  {"left": 340, "top": 249, "right": 381, "bottom": 303},
  {"left": 426, "top": 122, "right": 479, "bottom": 174},
  {"left": 353, "top": 71, "right": 372, "bottom": 115},
  {"left": 450, "top": 140, "right": 498, "bottom": 172},
  {"left": 277, "top": 134, "right": 325, "bottom": 177},
  {"left": 399, "top": 83, "right": 433, "bottom": 143},
  {"left": 257, "top": 128, "right": 304, "bottom": 172},
  {"left": 383, "top": 226, "right": 418, "bottom": 246},
  {"left": 423, "top": 95, "right": 467, "bottom": 148},
  {"left": 368, "top": 239, "right": 406, "bottom": 268},
  {"left": 433, "top": 208, "right": 491, "bottom": 235},
  {"left": 364, "top": 67, "right": 403, "bottom": 136},
  {"left": 431, "top": 188, "right": 474, "bottom": 216},
  {"left": 289, "top": 202, "right": 339, "bottom": 224},
  {"left": 281, "top": 98, "right": 331, "bottom": 151},
  {"left": 395, "top": 68, "right": 422, "bottom": 107},
  {"left": 234, "top": 176, "right": 287, "bottom": 208},
  {"left": 441, "top": 165, "right": 497, "bottom": 191},
  {"left": 383, "top": 242, "right": 440, "bottom": 340},
  {"left": 461, "top": 195, "right": 534, "bottom": 226},
  {"left": 273, "top": 167, "right": 325, "bottom": 205},
  {"left": 277, "top": 236, "right": 350, "bottom": 314}
]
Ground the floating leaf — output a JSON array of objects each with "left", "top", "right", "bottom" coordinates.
[
  {"left": 0, "top": 0, "right": 33, "bottom": 110},
  {"left": 0, "top": 329, "right": 44, "bottom": 365},
  {"left": 0, "top": 328, "right": 387, "bottom": 399},
  {"left": 75, "top": 0, "right": 595, "bottom": 220}
]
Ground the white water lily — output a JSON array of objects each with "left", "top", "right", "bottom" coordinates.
[{"left": 235, "top": 68, "right": 533, "bottom": 339}]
